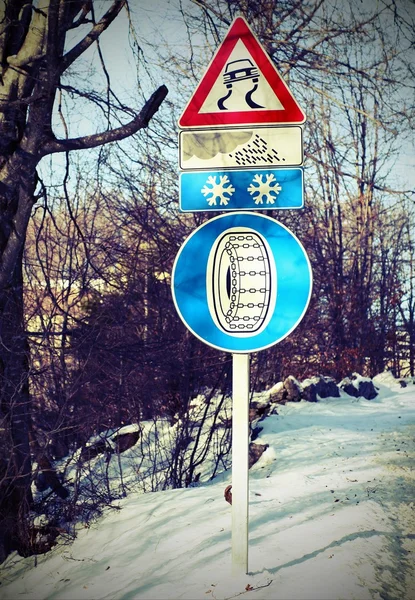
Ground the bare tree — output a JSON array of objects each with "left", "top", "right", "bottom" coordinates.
[{"left": 0, "top": 0, "right": 167, "bottom": 560}]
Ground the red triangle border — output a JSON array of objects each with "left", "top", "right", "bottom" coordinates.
[{"left": 179, "top": 17, "right": 306, "bottom": 128}]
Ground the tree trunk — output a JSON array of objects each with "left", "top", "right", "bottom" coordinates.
[
  {"left": 0, "top": 141, "right": 39, "bottom": 559},
  {"left": 0, "top": 248, "right": 33, "bottom": 559}
]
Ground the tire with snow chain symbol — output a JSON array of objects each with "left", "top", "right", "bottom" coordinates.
[{"left": 207, "top": 228, "right": 276, "bottom": 336}]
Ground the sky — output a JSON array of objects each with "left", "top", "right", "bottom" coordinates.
[{"left": 1, "top": 371, "right": 414, "bottom": 600}]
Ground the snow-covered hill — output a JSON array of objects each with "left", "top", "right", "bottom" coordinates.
[{"left": 1, "top": 372, "right": 414, "bottom": 600}]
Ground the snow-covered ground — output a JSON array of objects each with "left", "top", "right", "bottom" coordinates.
[{"left": 1, "top": 372, "right": 414, "bottom": 600}]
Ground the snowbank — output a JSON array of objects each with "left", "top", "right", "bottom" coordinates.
[{"left": 1, "top": 373, "right": 414, "bottom": 599}]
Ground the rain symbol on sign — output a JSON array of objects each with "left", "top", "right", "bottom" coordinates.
[{"left": 229, "top": 133, "right": 285, "bottom": 167}]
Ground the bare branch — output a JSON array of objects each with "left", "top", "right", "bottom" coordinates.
[
  {"left": 69, "top": 1, "right": 93, "bottom": 30},
  {"left": 40, "top": 85, "right": 168, "bottom": 155},
  {"left": 61, "top": 0, "right": 126, "bottom": 73}
]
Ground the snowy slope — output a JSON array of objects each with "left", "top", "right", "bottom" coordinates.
[{"left": 1, "top": 373, "right": 414, "bottom": 600}]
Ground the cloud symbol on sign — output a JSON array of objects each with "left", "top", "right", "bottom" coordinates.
[{"left": 182, "top": 130, "right": 253, "bottom": 161}]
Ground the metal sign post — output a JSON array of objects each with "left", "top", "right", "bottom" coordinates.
[
  {"left": 231, "top": 353, "right": 250, "bottom": 575},
  {"left": 174, "top": 14, "right": 309, "bottom": 581}
]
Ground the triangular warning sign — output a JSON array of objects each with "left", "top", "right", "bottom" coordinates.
[{"left": 179, "top": 17, "right": 306, "bottom": 128}]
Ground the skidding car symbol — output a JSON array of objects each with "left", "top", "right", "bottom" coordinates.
[{"left": 218, "top": 59, "right": 264, "bottom": 110}]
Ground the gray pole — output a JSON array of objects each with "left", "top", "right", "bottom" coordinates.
[{"left": 231, "top": 352, "right": 250, "bottom": 575}]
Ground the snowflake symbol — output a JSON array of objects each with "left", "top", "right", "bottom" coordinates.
[
  {"left": 247, "top": 174, "right": 282, "bottom": 204},
  {"left": 201, "top": 175, "right": 235, "bottom": 206}
]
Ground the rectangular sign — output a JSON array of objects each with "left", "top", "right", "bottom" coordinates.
[
  {"left": 179, "top": 168, "right": 304, "bottom": 212},
  {"left": 179, "top": 126, "right": 303, "bottom": 171}
]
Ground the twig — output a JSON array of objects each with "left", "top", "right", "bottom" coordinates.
[{"left": 225, "top": 579, "right": 273, "bottom": 599}]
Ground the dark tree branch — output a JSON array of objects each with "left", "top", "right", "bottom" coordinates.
[
  {"left": 40, "top": 85, "right": 168, "bottom": 155},
  {"left": 70, "top": 1, "right": 93, "bottom": 30},
  {"left": 60, "top": 0, "right": 126, "bottom": 73}
]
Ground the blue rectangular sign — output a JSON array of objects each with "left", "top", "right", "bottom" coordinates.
[{"left": 179, "top": 168, "right": 304, "bottom": 212}]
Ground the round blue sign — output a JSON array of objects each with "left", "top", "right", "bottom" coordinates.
[{"left": 172, "top": 212, "right": 312, "bottom": 353}]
